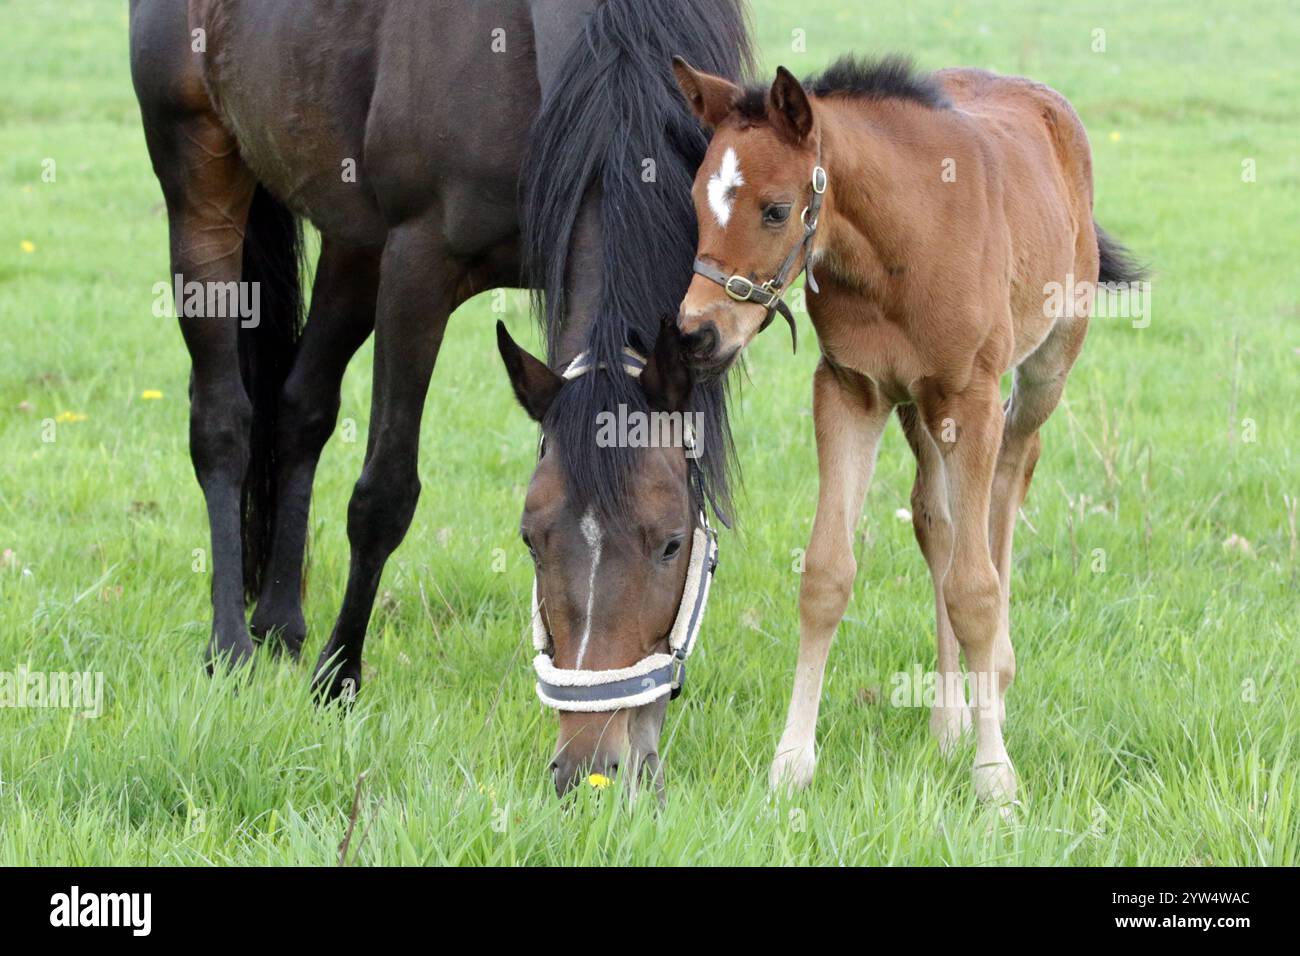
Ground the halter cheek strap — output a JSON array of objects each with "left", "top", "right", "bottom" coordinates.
[
  {"left": 528, "top": 347, "right": 721, "bottom": 713},
  {"left": 692, "top": 159, "right": 828, "bottom": 354}
]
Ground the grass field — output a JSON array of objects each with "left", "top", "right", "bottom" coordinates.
[{"left": 1, "top": 0, "right": 1297, "bottom": 865}]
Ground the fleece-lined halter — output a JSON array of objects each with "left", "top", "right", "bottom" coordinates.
[
  {"left": 691, "top": 155, "right": 827, "bottom": 353},
  {"left": 530, "top": 348, "right": 720, "bottom": 712}
]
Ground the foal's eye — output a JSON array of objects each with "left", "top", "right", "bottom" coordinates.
[
  {"left": 660, "top": 537, "right": 684, "bottom": 562},
  {"left": 762, "top": 203, "right": 793, "bottom": 226}
]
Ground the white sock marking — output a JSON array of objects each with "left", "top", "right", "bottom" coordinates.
[
  {"left": 574, "top": 507, "right": 603, "bottom": 667},
  {"left": 707, "top": 147, "right": 744, "bottom": 228}
]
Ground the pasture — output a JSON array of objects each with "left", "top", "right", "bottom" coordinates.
[{"left": 0, "top": 0, "right": 1296, "bottom": 864}]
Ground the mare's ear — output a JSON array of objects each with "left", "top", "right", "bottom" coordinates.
[
  {"left": 496, "top": 321, "right": 562, "bottom": 422},
  {"left": 768, "top": 65, "right": 814, "bottom": 143},
  {"left": 640, "top": 316, "right": 694, "bottom": 413},
  {"left": 672, "top": 56, "right": 741, "bottom": 128}
]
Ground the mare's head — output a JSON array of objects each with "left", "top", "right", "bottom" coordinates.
[{"left": 497, "top": 320, "right": 716, "bottom": 799}]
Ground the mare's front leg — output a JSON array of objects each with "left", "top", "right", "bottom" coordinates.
[
  {"left": 311, "top": 224, "right": 461, "bottom": 701},
  {"left": 250, "top": 240, "right": 380, "bottom": 658},
  {"left": 771, "top": 361, "right": 891, "bottom": 792}
]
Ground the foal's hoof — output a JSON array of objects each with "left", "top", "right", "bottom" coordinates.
[
  {"left": 930, "top": 705, "right": 973, "bottom": 760},
  {"left": 769, "top": 742, "right": 817, "bottom": 794},
  {"left": 972, "top": 759, "right": 1018, "bottom": 805}
]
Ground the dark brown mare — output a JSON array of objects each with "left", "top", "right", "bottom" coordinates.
[
  {"left": 129, "top": 0, "right": 750, "bottom": 795},
  {"left": 672, "top": 56, "right": 1145, "bottom": 803}
]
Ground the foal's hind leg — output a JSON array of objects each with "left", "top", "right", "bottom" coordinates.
[
  {"left": 250, "top": 241, "right": 380, "bottom": 657},
  {"left": 897, "top": 406, "right": 970, "bottom": 757},
  {"left": 142, "top": 104, "right": 258, "bottom": 667},
  {"left": 771, "top": 361, "right": 890, "bottom": 792}
]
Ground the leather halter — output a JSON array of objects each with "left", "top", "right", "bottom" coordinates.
[
  {"left": 529, "top": 348, "right": 720, "bottom": 712},
  {"left": 691, "top": 157, "right": 827, "bottom": 354}
]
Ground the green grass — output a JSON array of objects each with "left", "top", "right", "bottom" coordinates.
[{"left": 1, "top": 0, "right": 1297, "bottom": 865}]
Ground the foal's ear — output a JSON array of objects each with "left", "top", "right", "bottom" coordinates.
[
  {"left": 496, "top": 321, "right": 562, "bottom": 422},
  {"left": 640, "top": 317, "right": 694, "bottom": 413},
  {"left": 672, "top": 56, "right": 740, "bottom": 128},
  {"left": 768, "top": 65, "right": 814, "bottom": 143}
]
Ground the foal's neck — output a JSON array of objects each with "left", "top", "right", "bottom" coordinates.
[{"left": 814, "top": 97, "right": 965, "bottom": 294}]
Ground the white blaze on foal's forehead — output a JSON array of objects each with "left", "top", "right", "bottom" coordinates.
[{"left": 707, "top": 146, "right": 744, "bottom": 227}]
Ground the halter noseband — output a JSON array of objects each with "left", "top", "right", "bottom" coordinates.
[
  {"left": 530, "top": 348, "right": 720, "bottom": 713},
  {"left": 692, "top": 157, "right": 828, "bottom": 354}
]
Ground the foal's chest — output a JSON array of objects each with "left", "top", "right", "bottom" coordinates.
[{"left": 808, "top": 295, "right": 931, "bottom": 404}]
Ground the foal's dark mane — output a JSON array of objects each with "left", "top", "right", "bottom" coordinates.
[
  {"left": 735, "top": 54, "right": 951, "bottom": 121},
  {"left": 522, "top": 0, "right": 753, "bottom": 525}
]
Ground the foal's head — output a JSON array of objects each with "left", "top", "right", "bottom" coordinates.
[
  {"left": 673, "top": 59, "right": 823, "bottom": 375},
  {"left": 497, "top": 320, "right": 705, "bottom": 799}
]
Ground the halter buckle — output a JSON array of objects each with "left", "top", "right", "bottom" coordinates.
[
  {"left": 724, "top": 275, "right": 755, "bottom": 302},
  {"left": 669, "top": 651, "right": 687, "bottom": 695},
  {"left": 812, "top": 165, "right": 828, "bottom": 194}
]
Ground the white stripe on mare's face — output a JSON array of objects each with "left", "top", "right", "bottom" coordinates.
[
  {"left": 573, "top": 507, "right": 603, "bottom": 668},
  {"left": 707, "top": 146, "right": 744, "bottom": 228}
]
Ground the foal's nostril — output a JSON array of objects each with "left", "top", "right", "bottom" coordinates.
[{"left": 680, "top": 322, "right": 719, "bottom": 361}]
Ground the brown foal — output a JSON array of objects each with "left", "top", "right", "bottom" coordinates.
[{"left": 672, "top": 55, "right": 1144, "bottom": 802}]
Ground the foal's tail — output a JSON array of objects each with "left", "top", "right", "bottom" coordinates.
[
  {"left": 237, "top": 185, "right": 305, "bottom": 605},
  {"left": 1096, "top": 225, "right": 1148, "bottom": 286}
]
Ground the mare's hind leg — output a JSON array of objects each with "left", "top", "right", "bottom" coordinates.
[
  {"left": 986, "top": 314, "right": 1089, "bottom": 722},
  {"left": 312, "top": 224, "right": 465, "bottom": 701},
  {"left": 771, "top": 361, "right": 891, "bottom": 792},
  {"left": 250, "top": 240, "right": 380, "bottom": 657},
  {"left": 140, "top": 96, "right": 258, "bottom": 667},
  {"left": 897, "top": 406, "right": 970, "bottom": 757}
]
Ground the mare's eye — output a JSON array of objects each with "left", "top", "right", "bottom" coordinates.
[
  {"left": 762, "top": 203, "right": 793, "bottom": 226},
  {"left": 661, "top": 537, "right": 684, "bottom": 562},
  {"left": 522, "top": 532, "right": 538, "bottom": 562}
]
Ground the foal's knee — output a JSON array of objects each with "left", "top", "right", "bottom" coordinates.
[
  {"left": 799, "top": 551, "right": 857, "bottom": 632},
  {"left": 942, "top": 568, "right": 1000, "bottom": 650}
]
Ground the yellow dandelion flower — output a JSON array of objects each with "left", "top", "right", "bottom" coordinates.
[
  {"left": 587, "top": 773, "right": 612, "bottom": 789},
  {"left": 20, "top": 240, "right": 36, "bottom": 253},
  {"left": 55, "top": 411, "right": 88, "bottom": 424},
  {"left": 1108, "top": 131, "right": 1122, "bottom": 143},
  {"left": 140, "top": 389, "right": 163, "bottom": 400}
]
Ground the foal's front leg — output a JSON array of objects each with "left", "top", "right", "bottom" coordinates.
[
  {"left": 771, "top": 362, "right": 890, "bottom": 792},
  {"left": 921, "top": 377, "right": 1016, "bottom": 803}
]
